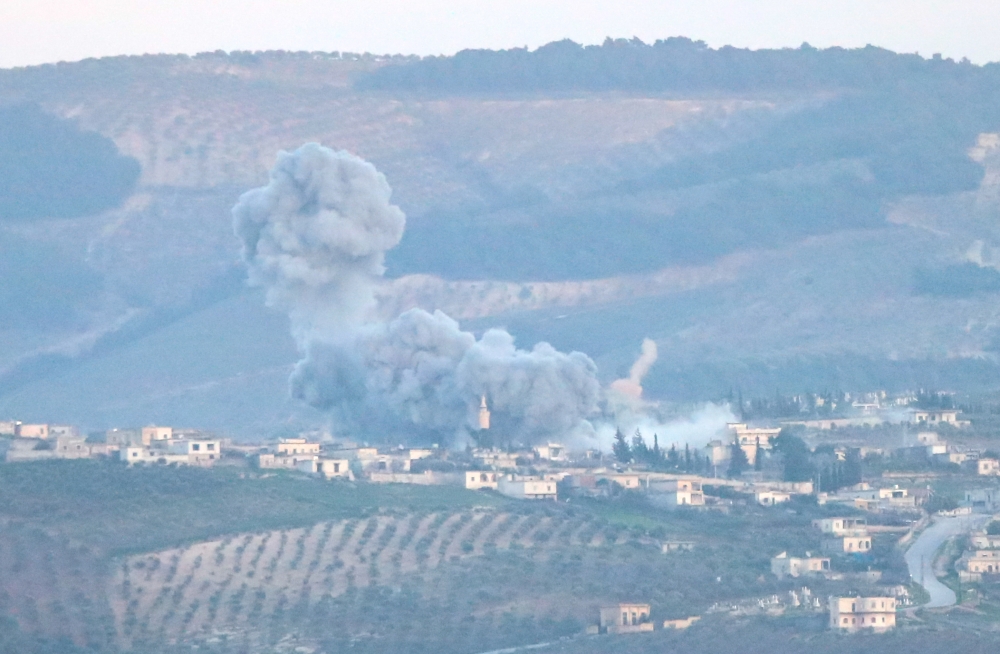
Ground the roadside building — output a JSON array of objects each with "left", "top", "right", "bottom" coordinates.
[
  {"left": 829, "top": 596, "right": 896, "bottom": 632},
  {"left": 603, "top": 473, "right": 643, "bottom": 490},
  {"left": 970, "top": 531, "right": 1000, "bottom": 549},
  {"left": 661, "top": 541, "right": 695, "bottom": 553},
  {"left": 120, "top": 447, "right": 190, "bottom": 466},
  {"left": 258, "top": 453, "right": 317, "bottom": 470},
  {"left": 598, "top": 603, "right": 654, "bottom": 634},
  {"left": 962, "top": 549, "right": 1000, "bottom": 575},
  {"left": 466, "top": 471, "right": 499, "bottom": 490},
  {"left": 0, "top": 420, "right": 18, "bottom": 436},
  {"left": 771, "top": 552, "right": 831, "bottom": 578}
]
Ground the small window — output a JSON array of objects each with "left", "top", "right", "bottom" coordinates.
[
  {"left": 207, "top": 443, "right": 215, "bottom": 451},
  {"left": 192, "top": 444, "right": 201, "bottom": 451}
]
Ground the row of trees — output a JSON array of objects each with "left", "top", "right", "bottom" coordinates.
[
  {"left": 612, "top": 429, "right": 715, "bottom": 474},
  {"left": 612, "top": 427, "right": 863, "bottom": 492}
]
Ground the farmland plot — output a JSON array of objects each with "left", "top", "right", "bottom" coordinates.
[{"left": 109, "top": 509, "right": 604, "bottom": 649}]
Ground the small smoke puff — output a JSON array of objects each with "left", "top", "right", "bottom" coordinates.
[
  {"left": 233, "top": 143, "right": 405, "bottom": 339},
  {"left": 610, "top": 338, "right": 658, "bottom": 399}
]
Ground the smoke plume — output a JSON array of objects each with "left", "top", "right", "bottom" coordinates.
[
  {"left": 235, "top": 144, "right": 600, "bottom": 444},
  {"left": 610, "top": 338, "right": 658, "bottom": 399}
]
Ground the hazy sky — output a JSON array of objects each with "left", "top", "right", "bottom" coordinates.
[{"left": 2, "top": 0, "right": 999, "bottom": 69}]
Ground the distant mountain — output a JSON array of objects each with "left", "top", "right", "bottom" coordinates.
[{"left": 1, "top": 43, "right": 999, "bottom": 435}]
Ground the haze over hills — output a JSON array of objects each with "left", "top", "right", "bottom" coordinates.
[{"left": 2, "top": 39, "right": 1000, "bottom": 436}]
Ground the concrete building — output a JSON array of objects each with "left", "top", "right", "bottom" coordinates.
[
  {"left": 49, "top": 425, "right": 79, "bottom": 438},
  {"left": 812, "top": 517, "right": 867, "bottom": 536},
  {"left": 106, "top": 429, "right": 142, "bottom": 448},
  {"left": 466, "top": 471, "right": 499, "bottom": 490},
  {"left": 258, "top": 453, "right": 317, "bottom": 470},
  {"left": 54, "top": 436, "right": 91, "bottom": 459},
  {"left": 534, "top": 443, "right": 567, "bottom": 461},
  {"left": 17, "top": 424, "right": 49, "bottom": 439},
  {"left": 704, "top": 440, "right": 729, "bottom": 467},
  {"left": 978, "top": 458, "right": 1000, "bottom": 476},
  {"left": 294, "top": 457, "right": 352, "bottom": 479},
  {"left": 120, "top": 447, "right": 190, "bottom": 466},
  {"left": 141, "top": 426, "right": 173, "bottom": 444},
  {"left": 822, "top": 535, "right": 872, "bottom": 554},
  {"left": 771, "top": 552, "right": 831, "bottom": 578},
  {"left": 661, "top": 541, "right": 695, "bottom": 553},
  {"left": 756, "top": 490, "right": 792, "bottom": 506},
  {"left": 654, "top": 478, "right": 704, "bottom": 507},
  {"left": 970, "top": 531, "right": 1000, "bottom": 549},
  {"left": 168, "top": 438, "right": 221, "bottom": 465},
  {"left": 599, "top": 603, "right": 654, "bottom": 634},
  {"left": 497, "top": 476, "right": 558, "bottom": 500},
  {"left": 473, "top": 449, "right": 520, "bottom": 470},
  {"left": 604, "top": 473, "right": 642, "bottom": 490},
  {"left": 912, "top": 409, "right": 969, "bottom": 427},
  {"left": 962, "top": 549, "right": 1000, "bottom": 574},
  {"left": 727, "top": 423, "right": 780, "bottom": 466},
  {"left": 277, "top": 438, "right": 321, "bottom": 456},
  {"left": 829, "top": 596, "right": 896, "bottom": 632},
  {"left": 0, "top": 420, "right": 18, "bottom": 436}
]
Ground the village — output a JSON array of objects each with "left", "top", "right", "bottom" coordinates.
[{"left": 3, "top": 389, "right": 1000, "bottom": 637}]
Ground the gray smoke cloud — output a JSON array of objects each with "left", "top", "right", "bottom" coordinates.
[{"left": 234, "top": 143, "right": 601, "bottom": 444}]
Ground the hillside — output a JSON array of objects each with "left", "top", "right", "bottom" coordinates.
[
  {"left": 0, "top": 459, "right": 884, "bottom": 654},
  {"left": 2, "top": 42, "right": 1000, "bottom": 434}
]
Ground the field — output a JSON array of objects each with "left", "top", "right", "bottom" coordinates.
[{"left": 0, "top": 460, "right": 920, "bottom": 654}]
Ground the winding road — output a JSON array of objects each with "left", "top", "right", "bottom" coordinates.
[{"left": 904, "top": 514, "right": 989, "bottom": 608}]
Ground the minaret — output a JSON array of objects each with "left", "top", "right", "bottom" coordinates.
[{"left": 478, "top": 395, "right": 491, "bottom": 430}]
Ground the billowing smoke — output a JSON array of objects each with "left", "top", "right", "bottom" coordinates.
[
  {"left": 235, "top": 144, "right": 600, "bottom": 444},
  {"left": 610, "top": 338, "right": 658, "bottom": 399}
]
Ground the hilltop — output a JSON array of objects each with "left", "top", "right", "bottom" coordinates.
[{"left": 2, "top": 41, "right": 1000, "bottom": 434}]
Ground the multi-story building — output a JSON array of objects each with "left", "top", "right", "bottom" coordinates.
[
  {"left": 727, "top": 423, "right": 780, "bottom": 466},
  {"left": 655, "top": 478, "right": 705, "bottom": 507},
  {"left": 812, "top": 517, "right": 867, "bottom": 536},
  {"left": 168, "top": 439, "right": 222, "bottom": 465},
  {"left": 829, "top": 596, "right": 896, "bottom": 632},
  {"left": 141, "top": 426, "right": 173, "bottom": 444}
]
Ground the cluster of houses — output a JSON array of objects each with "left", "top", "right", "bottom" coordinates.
[{"left": 957, "top": 524, "right": 1000, "bottom": 582}]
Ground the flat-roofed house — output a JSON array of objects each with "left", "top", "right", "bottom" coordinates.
[
  {"left": 771, "top": 552, "right": 831, "bottom": 578},
  {"left": 497, "top": 476, "right": 557, "bottom": 500},
  {"left": 978, "top": 458, "right": 1000, "bottom": 476},
  {"left": 168, "top": 438, "right": 222, "bottom": 465},
  {"left": 17, "top": 424, "right": 49, "bottom": 439},
  {"left": 599, "top": 603, "right": 654, "bottom": 634},
  {"left": 54, "top": 436, "right": 91, "bottom": 459},
  {"left": 822, "top": 535, "right": 872, "bottom": 554},
  {"left": 654, "top": 478, "right": 705, "bottom": 507},
  {"left": 277, "top": 438, "right": 321, "bottom": 456},
  {"left": 141, "top": 426, "right": 173, "bottom": 444},
  {"left": 829, "top": 596, "right": 896, "bottom": 632},
  {"left": 812, "top": 517, "right": 867, "bottom": 536},
  {"left": 466, "top": 471, "right": 499, "bottom": 490},
  {"left": 756, "top": 490, "right": 792, "bottom": 506}
]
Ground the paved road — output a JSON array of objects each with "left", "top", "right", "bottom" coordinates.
[{"left": 904, "top": 514, "right": 989, "bottom": 608}]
